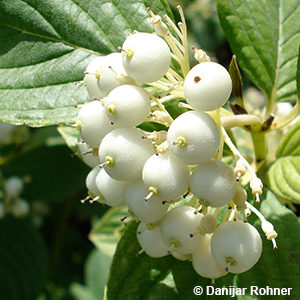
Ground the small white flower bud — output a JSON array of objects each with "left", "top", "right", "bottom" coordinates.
[
  {"left": 234, "top": 158, "right": 247, "bottom": 181},
  {"left": 150, "top": 110, "right": 173, "bottom": 126},
  {"left": 192, "top": 47, "right": 211, "bottom": 63},
  {"left": 250, "top": 177, "right": 263, "bottom": 203}
]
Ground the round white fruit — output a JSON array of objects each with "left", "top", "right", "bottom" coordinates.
[
  {"left": 190, "top": 160, "right": 236, "bottom": 207},
  {"left": 98, "top": 128, "right": 154, "bottom": 181},
  {"left": 199, "top": 214, "right": 217, "bottom": 234},
  {"left": 85, "top": 166, "right": 100, "bottom": 198},
  {"left": 122, "top": 32, "right": 171, "bottom": 83},
  {"left": 171, "top": 252, "right": 191, "bottom": 261},
  {"left": 192, "top": 234, "right": 227, "bottom": 279},
  {"left": 12, "top": 198, "right": 30, "bottom": 217},
  {"left": 232, "top": 184, "right": 247, "bottom": 211},
  {"left": 78, "top": 141, "right": 99, "bottom": 168},
  {"left": 5, "top": 176, "right": 23, "bottom": 198},
  {"left": 211, "top": 221, "right": 262, "bottom": 274},
  {"left": 95, "top": 168, "right": 129, "bottom": 207},
  {"left": 84, "top": 53, "right": 129, "bottom": 99},
  {"left": 126, "top": 180, "right": 169, "bottom": 223},
  {"left": 142, "top": 152, "right": 190, "bottom": 201},
  {"left": 184, "top": 62, "right": 232, "bottom": 111},
  {"left": 160, "top": 206, "right": 204, "bottom": 255},
  {"left": 77, "top": 100, "right": 118, "bottom": 148},
  {"left": 105, "top": 85, "right": 150, "bottom": 127},
  {"left": 167, "top": 111, "right": 220, "bottom": 165},
  {"left": 137, "top": 223, "right": 170, "bottom": 258}
]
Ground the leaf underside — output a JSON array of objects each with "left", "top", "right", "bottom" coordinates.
[{"left": 0, "top": 216, "right": 47, "bottom": 300}]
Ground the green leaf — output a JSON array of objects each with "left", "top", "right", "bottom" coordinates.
[
  {"left": 71, "top": 284, "right": 97, "bottom": 300},
  {"left": 106, "top": 221, "right": 178, "bottom": 300},
  {"left": 2, "top": 145, "right": 90, "bottom": 202},
  {"left": 217, "top": 0, "right": 300, "bottom": 103},
  {"left": 85, "top": 249, "right": 111, "bottom": 300},
  {"left": 27, "top": 126, "right": 65, "bottom": 148},
  {"left": 57, "top": 125, "right": 80, "bottom": 153},
  {"left": 0, "top": 0, "right": 172, "bottom": 126},
  {"left": 297, "top": 44, "right": 300, "bottom": 100},
  {"left": 71, "top": 248, "right": 112, "bottom": 300},
  {"left": 0, "top": 216, "right": 47, "bottom": 300},
  {"left": 89, "top": 206, "right": 128, "bottom": 257},
  {"left": 276, "top": 119, "right": 300, "bottom": 157},
  {"left": 268, "top": 156, "right": 300, "bottom": 203},
  {"left": 237, "top": 190, "right": 300, "bottom": 298}
]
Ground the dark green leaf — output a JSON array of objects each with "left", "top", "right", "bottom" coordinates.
[
  {"left": 217, "top": 0, "right": 300, "bottom": 103},
  {"left": 0, "top": 216, "right": 47, "bottom": 300},
  {"left": 276, "top": 119, "right": 300, "bottom": 157},
  {"left": 2, "top": 145, "right": 90, "bottom": 201},
  {"left": 106, "top": 221, "right": 178, "bottom": 300},
  {"left": 89, "top": 206, "right": 127, "bottom": 257},
  {"left": 0, "top": 0, "right": 172, "bottom": 126},
  {"left": 268, "top": 156, "right": 300, "bottom": 203}
]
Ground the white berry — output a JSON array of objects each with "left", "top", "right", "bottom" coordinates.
[
  {"left": 211, "top": 221, "right": 262, "bottom": 274},
  {"left": 95, "top": 168, "right": 129, "bottom": 207},
  {"left": 77, "top": 100, "right": 118, "bottom": 148},
  {"left": 85, "top": 166, "right": 100, "bottom": 198},
  {"left": 105, "top": 85, "right": 150, "bottom": 127},
  {"left": 190, "top": 160, "right": 236, "bottom": 207},
  {"left": 142, "top": 152, "right": 190, "bottom": 201},
  {"left": 167, "top": 111, "right": 220, "bottom": 165},
  {"left": 160, "top": 206, "right": 204, "bottom": 255},
  {"left": 184, "top": 62, "right": 232, "bottom": 111},
  {"left": 137, "top": 223, "right": 170, "bottom": 258},
  {"left": 5, "top": 176, "right": 23, "bottom": 198},
  {"left": 122, "top": 32, "right": 171, "bottom": 83},
  {"left": 192, "top": 234, "right": 227, "bottom": 279},
  {"left": 126, "top": 180, "right": 169, "bottom": 223},
  {"left": 12, "top": 198, "right": 30, "bottom": 217},
  {"left": 84, "top": 53, "right": 130, "bottom": 99},
  {"left": 98, "top": 128, "right": 154, "bottom": 181},
  {"left": 78, "top": 141, "right": 99, "bottom": 168}
]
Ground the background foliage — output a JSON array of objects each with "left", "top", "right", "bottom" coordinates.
[{"left": 0, "top": 0, "right": 299, "bottom": 299}]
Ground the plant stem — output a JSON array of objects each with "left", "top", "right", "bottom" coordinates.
[
  {"left": 221, "top": 114, "right": 261, "bottom": 129},
  {"left": 250, "top": 131, "right": 267, "bottom": 164}
]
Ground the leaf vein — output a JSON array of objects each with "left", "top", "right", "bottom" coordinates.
[
  {"left": 0, "top": 47, "right": 76, "bottom": 69},
  {"left": 20, "top": 0, "right": 62, "bottom": 39},
  {"left": 280, "top": 53, "right": 298, "bottom": 70},
  {"left": 69, "top": 0, "right": 116, "bottom": 50},
  {"left": 238, "top": 0, "right": 274, "bottom": 83},
  {"left": 282, "top": 1, "right": 300, "bottom": 23},
  {"left": 280, "top": 31, "right": 300, "bottom": 48},
  {"left": 109, "top": 0, "right": 136, "bottom": 32}
]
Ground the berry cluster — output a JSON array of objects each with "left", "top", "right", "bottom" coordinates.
[
  {"left": 0, "top": 176, "right": 29, "bottom": 219},
  {"left": 75, "top": 6, "right": 277, "bottom": 281}
]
